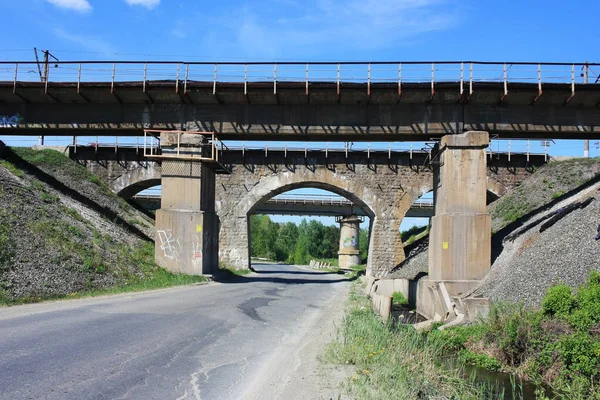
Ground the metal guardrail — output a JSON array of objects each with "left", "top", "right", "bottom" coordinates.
[
  {"left": 268, "top": 194, "right": 434, "bottom": 208},
  {"left": 1, "top": 61, "right": 599, "bottom": 96}
]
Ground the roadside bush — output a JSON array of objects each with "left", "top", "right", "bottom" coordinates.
[{"left": 542, "top": 283, "right": 575, "bottom": 319}]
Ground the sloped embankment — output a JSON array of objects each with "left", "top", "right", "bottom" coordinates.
[
  {"left": 0, "top": 146, "right": 203, "bottom": 304},
  {"left": 387, "top": 157, "right": 600, "bottom": 306}
]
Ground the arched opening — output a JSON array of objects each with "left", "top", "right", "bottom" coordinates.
[
  {"left": 246, "top": 183, "right": 375, "bottom": 273},
  {"left": 130, "top": 184, "right": 162, "bottom": 213},
  {"left": 116, "top": 179, "right": 161, "bottom": 199}
]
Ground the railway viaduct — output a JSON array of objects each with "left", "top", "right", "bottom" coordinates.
[
  {"left": 70, "top": 145, "right": 545, "bottom": 277},
  {"left": 1, "top": 59, "right": 599, "bottom": 315}
]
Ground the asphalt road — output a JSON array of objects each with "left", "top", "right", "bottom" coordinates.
[{"left": 0, "top": 263, "right": 351, "bottom": 400}]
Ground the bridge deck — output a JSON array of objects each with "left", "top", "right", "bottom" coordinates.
[{"left": 2, "top": 60, "right": 598, "bottom": 141}]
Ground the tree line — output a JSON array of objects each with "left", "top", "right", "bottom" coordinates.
[{"left": 250, "top": 215, "right": 368, "bottom": 265}]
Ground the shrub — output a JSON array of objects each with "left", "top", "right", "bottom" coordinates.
[
  {"left": 482, "top": 303, "right": 542, "bottom": 366},
  {"left": 569, "top": 271, "right": 600, "bottom": 331},
  {"left": 556, "top": 333, "right": 600, "bottom": 378},
  {"left": 542, "top": 283, "right": 575, "bottom": 319},
  {"left": 391, "top": 291, "right": 408, "bottom": 305}
]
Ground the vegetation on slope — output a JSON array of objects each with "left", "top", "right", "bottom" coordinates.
[
  {"left": 0, "top": 146, "right": 205, "bottom": 305},
  {"left": 430, "top": 272, "right": 600, "bottom": 399},
  {"left": 490, "top": 158, "right": 600, "bottom": 232}
]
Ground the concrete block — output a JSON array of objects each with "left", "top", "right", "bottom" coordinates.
[
  {"left": 463, "top": 297, "right": 491, "bottom": 321},
  {"left": 155, "top": 209, "right": 219, "bottom": 275},
  {"left": 429, "top": 214, "right": 491, "bottom": 281}
]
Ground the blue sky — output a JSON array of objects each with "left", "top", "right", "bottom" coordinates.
[
  {"left": 1, "top": 0, "right": 599, "bottom": 230},
  {"left": 1, "top": 0, "right": 599, "bottom": 62}
]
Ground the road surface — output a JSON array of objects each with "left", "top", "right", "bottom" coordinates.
[{"left": 0, "top": 263, "right": 351, "bottom": 400}]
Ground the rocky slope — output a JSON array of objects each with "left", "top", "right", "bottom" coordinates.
[
  {"left": 0, "top": 145, "right": 166, "bottom": 303},
  {"left": 387, "top": 157, "right": 600, "bottom": 306}
]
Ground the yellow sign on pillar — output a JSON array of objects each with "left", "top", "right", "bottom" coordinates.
[
  {"left": 442, "top": 241, "right": 449, "bottom": 250},
  {"left": 196, "top": 225, "right": 203, "bottom": 233}
]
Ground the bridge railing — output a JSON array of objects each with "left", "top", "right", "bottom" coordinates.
[
  {"left": 1, "top": 61, "right": 599, "bottom": 89},
  {"left": 269, "top": 194, "right": 353, "bottom": 205}
]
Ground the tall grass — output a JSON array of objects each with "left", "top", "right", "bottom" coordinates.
[{"left": 323, "top": 283, "right": 505, "bottom": 399}]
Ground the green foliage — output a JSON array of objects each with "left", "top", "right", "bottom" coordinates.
[
  {"left": 391, "top": 291, "right": 408, "bottom": 305},
  {"left": 482, "top": 302, "right": 542, "bottom": 366},
  {"left": 542, "top": 283, "right": 575, "bottom": 319},
  {"left": 458, "top": 349, "right": 501, "bottom": 371},
  {"left": 569, "top": 271, "right": 600, "bottom": 331},
  {"left": 555, "top": 333, "right": 600, "bottom": 378},
  {"left": 0, "top": 159, "right": 24, "bottom": 177},
  {"left": 250, "top": 215, "right": 363, "bottom": 265},
  {"left": 431, "top": 272, "right": 600, "bottom": 398},
  {"left": 40, "top": 191, "right": 60, "bottom": 203}
]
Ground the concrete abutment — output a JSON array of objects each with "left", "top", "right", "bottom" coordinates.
[{"left": 155, "top": 132, "right": 219, "bottom": 275}]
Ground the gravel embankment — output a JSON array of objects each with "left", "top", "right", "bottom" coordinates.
[
  {"left": 0, "top": 147, "right": 156, "bottom": 301},
  {"left": 386, "top": 157, "right": 600, "bottom": 307},
  {"left": 470, "top": 183, "right": 600, "bottom": 306}
]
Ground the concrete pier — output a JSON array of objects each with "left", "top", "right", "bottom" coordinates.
[
  {"left": 428, "top": 131, "right": 491, "bottom": 295},
  {"left": 337, "top": 215, "right": 362, "bottom": 268},
  {"left": 155, "top": 132, "right": 219, "bottom": 275}
]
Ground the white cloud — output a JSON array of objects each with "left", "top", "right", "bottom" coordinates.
[
  {"left": 54, "top": 27, "right": 116, "bottom": 55},
  {"left": 46, "top": 0, "right": 92, "bottom": 13},
  {"left": 206, "top": 0, "right": 459, "bottom": 57},
  {"left": 125, "top": 0, "right": 160, "bottom": 9}
]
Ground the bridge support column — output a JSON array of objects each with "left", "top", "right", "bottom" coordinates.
[
  {"left": 337, "top": 215, "right": 362, "bottom": 268},
  {"left": 155, "top": 133, "right": 219, "bottom": 275},
  {"left": 428, "top": 131, "right": 491, "bottom": 296}
]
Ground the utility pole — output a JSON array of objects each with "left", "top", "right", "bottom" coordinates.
[
  {"left": 34, "top": 48, "right": 59, "bottom": 146},
  {"left": 33, "top": 47, "right": 59, "bottom": 83},
  {"left": 583, "top": 63, "right": 590, "bottom": 158}
]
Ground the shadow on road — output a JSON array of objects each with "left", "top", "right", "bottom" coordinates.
[{"left": 213, "top": 263, "right": 363, "bottom": 285}]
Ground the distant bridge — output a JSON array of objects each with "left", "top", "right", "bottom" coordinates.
[{"left": 133, "top": 193, "right": 436, "bottom": 218}]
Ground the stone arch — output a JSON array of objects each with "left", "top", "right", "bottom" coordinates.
[
  {"left": 217, "top": 167, "right": 424, "bottom": 277},
  {"left": 486, "top": 177, "right": 507, "bottom": 202},
  {"left": 110, "top": 163, "right": 161, "bottom": 198}
]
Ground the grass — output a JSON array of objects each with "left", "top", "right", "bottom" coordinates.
[
  {"left": 0, "top": 242, "right": 207, "bottom": 306},
  {"left": 322, "top": 282, "right": 506, "bottom": 400},
  {"left": 391, "top": 291, "right": 408, "bottom": 305},
  {"left": 10, "top": 147, "right": 114, "bottom": 195},
  {"left": 218, "top": 263, "right": 253, "bottom": 277},
  {"left": 0, "top": 159, "right": 24, "bottom": 178}
]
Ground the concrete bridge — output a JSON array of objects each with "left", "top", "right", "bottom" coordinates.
[
  {"left": 1, "top": 61, "right": 600, "bottom": 141},
  {"left": 70, "top": 142, "right": 545, "bottom": 277}
]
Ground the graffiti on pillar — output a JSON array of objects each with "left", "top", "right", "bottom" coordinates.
[
  {"left": 192, "top": 234, "right": 203, "bottom": 260},
  {"left": 0, "top": 114, "right": 23, "bottom": 128},
  {"left": 157, "top": 229, "right": 181, "bottom": 260},
  {"left": 343, "top": 236, "right": 357, "bottom": 247}
]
